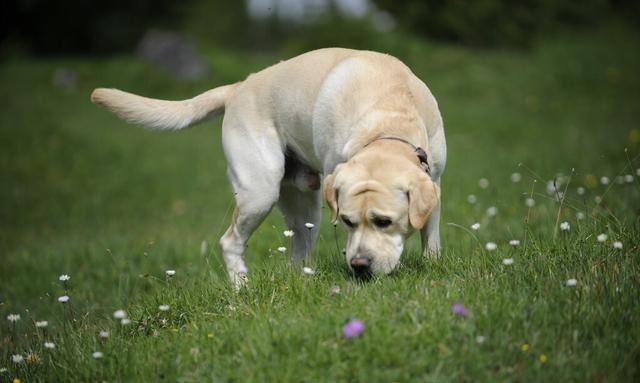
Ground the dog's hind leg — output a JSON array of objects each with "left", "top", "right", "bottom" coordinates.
[
  {"left": 218, "top": 117, "right": 284, "bottom": 289},
  {"left": 277, "top": 185, "right": 322, "bottom": 264}
]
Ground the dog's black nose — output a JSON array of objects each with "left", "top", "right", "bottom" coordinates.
[{"left": 350, "top": 257, "right": 372, "bottom": 276}]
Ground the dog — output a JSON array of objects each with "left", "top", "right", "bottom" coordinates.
[{"left": 91, "top": 48, "right": 446, "bottom": 288}]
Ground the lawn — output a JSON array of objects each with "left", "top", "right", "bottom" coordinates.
[{"left": 1, "top": 22, "right": 639, "bottom": 382}]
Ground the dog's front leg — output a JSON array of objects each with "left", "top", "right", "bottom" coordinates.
[
  {"left": 421, "top": 179, "right": 441, "bottom": 257},
  {"left": 278, "top": 184, "right": 322, "bottom": 264}
]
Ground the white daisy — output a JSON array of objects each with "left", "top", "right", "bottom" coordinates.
[
  {"left": 485, "top": 242, "right": 497, "bottom": 251},
  {"left": 566, "top": 278, "right": 577, "bottom": 286},
  {"left": 59, "top": 274, "right": 70, "bottom": 281},
  {"left": 92, "top": 351, "right": 104, "bottom": 359},
  {"left": 44, "top": 342, "right": 55, "bottom": 349},
  {"left": 502, "top": 258, "right": 514, "bottom": 265},
  {"left": 158, "top": 305, "right": 170, "bottom": 312},
  {"left": 467, "top": 194, "right": 477, "bottom": 204},
  {"left": 576, "top": 211, "right": 585, "bottom": 220},
  {"left": 613, "top": 241, "right": 623, "bottom": 249},
  {"left": 636, "top": 168, "right": 640, "bottom": 176},
  {"left": 476, "top": 335, "right": 486, "bottom": 344},
  {"left": 478, "top": 178, "right": 490, "bottom": 189},
  {"left": 559, "top": 221, "right": 570, "bottom": 231},
  {"left": 486, "top": 206, "right": 498, "bottom": 217},
  {"left": 283, "top": 230, "right": 295, "bottom": 237},
  {"left": 470, "top": 223, "right": 480, "bottom": 231},
  {"left": 525, "top": 198, "right": 535, "bottom": 207},
  {"left": 304, "top": 222, "right": 315, "bottom": 229},
  {"left": 7, "top": 314, "right": 20, "bottom": 322},
  {"left": 165, "top": 270, "right": 176, "bottom": 277},
  {"left": 0, "top": 367, "right": 7, "bottom": 373},
  {"left": 546, "top": 180, "right": 557, "bottom": 195},
  {"left": 509, "top": 239, "right": 520, "bottom": 246},
  {"left": 120, "top": 318, "right": 131, "bottom": 326},
  {"left": 510, "top": 172, "right": 521, "bottom": 183},
  {"left": 35, "top": 320, "right": 48, "bottom": 328},
  {"left": 624, "top": 174, "right": 634, "bottom": 183},
  {"left": 113, "top": 309, "right": 127, "bottom": 319},
  {"left": 330, "top": 286, "right": 341, "bottom": 295},
  {"left": 302, "top": 267, "right": 315, "bottom": 275},
  {"left": 58, "top": 295, "right": 70, "bottom": 303},
  {"left": 576, "top": 187, "right": 585, "bottom": 195},
  {"left": 600, "top": 176, "right": 610, "bottom": 185},
  {"left": 597, "top": 233, "right": 608, "bottom": 242},
  {"left": 11, "top": 354, "right": 24, "bottom": 364},
  {"left": 99, "top": 330, "right": 110, "bottom": 338},
  {"left": 277, "top": 246, "right": 287, "bottom": 253}
]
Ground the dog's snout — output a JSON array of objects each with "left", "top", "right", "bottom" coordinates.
[{"left": 350, "top": 256, "right": 372, "bottom": 276}]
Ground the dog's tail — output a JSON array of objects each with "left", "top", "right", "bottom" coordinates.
[{"left": 90, "top": 83, "right": 238, "bottom": 130}]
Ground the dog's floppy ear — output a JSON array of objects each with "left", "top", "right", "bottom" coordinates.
[
  {"left": 407, "top": 172, "right": 440, "bottom": 229},
  {"left": 323, "top": 171, "right": 340, "bottom": 225}
]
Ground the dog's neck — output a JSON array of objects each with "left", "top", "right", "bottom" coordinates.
[{"left": 363, "top": 136, "right": 431, "bottom": 176}]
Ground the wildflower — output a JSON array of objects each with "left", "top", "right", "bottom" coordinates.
[
  {"left": 521, "top": 343, "right": 529, "bottom": 352},
  {"left": 476, "top": 335, "right": 486, "bottom": 344},
  {"left": 159, "top": 305, "right": 170, "bottom": 312},
  {"left": 576, "top": 211, "right": 585, "bottom": 220},
  {"left": 342, "top": 319, "right": 365, "bottom": 338},
  {"left": 478, "top": 178, "right": 489, "bottom": 189},
  {"left": 502, "top": 258, "right": 514, "bottom": 265},
  {"left": 304, "top": 222, "right": 315, "bottom": 229},
  {"left": 596, "top": 233, "right": 608, "bottom": 242},
  {"left": 92, "top": 351, "right": 104, "bottom": 359},
  {"left": 0, "top": 368, "right": 6, "bottom": 373},
  {"left": 594, "top": 196, "right": 602, "bottom": 204},
  {"left": 120, "top": 319, "right": 131, "bottom": 326},
  {"left": 470, "top": 223, "right": 480, "bottom": 231},
  {"left": 525, "top": 198, "right": 535, "bottom": 207},
  {"left": 509, "top": 239, "right": 520, "bottom": 246},
  {"left": 600, "top": 176, "right": 610, "bottom": 185},
  {"left": 467, "top": 194, "right": 477, "bottom": 204},
  {"left": 11, "top": 354, "right": 24, "bottom": 364},
  {"left": 59, "top": 274, "right": 70, "bottom": 281},
  {"left": 546, "top": 180, "right": 557, "bottom": 195},
  {"left": 58, "top": 295, "right": 69, "bottom": 303},
  {"left": 7, "top": 314, "right": 20, "bottom": 322},
  {"left": 13, "top": 378, "right": 21, "bottom": 383},
  {"left": 283, "top": 230, "right": 295, "bottom": 237},
  {"left": 576, "top": 186, "right": 585, "bottom": 195},
  {"left": 451, "top": 303, "right": 469, "bottom": 317},
  {"left": 330, "top": 286, "right": 341, "bottom": 295},
  {"left": 613, "top": 241, "right": 623, "bottom": 249},
  {"left": 302, "top": 267, "right": 315, "bottom": 275},
  {"left": 559, "top": 221, "right": 570, "bottom": 231},
  {"left": 486, "top": 206, "right": 498, "bottom": 217},
  {"left": 510, "top": 172, "right": 521, "bottom": 183},
  {"left": 485, "top": 242, "right": 497, "bottom": 251},
  {"left": 277, "top": 246, "right": 287, "bottom": 253},
  {"left": 200, "top": 240, "right": 207, "bottom": 256},
  {"left": 35, "top": 321, "right": 48, "bottom": 328},
  {"left": 113, "top": 309, "right": 127, "bottom": 319},
  {"left": 99, "top": 330, "right": 109, "bottom": 338},
  {"left": 566, "top": 278, "right": 577, "bottom": 286},
  {"left": 624, "top": 174, "right": 634, "bottom": 183},
  {"left": 44, "top": 342, "right": 55, "bottom": 349},
  {"left": 165, "top": 270, "right": 176, "bottom": 277},
  {"left": 539, "top": 354, "right": 548, "bottom": 363},
  {"left": 637, "top": 168, "right": 640, "bottom": 176}
]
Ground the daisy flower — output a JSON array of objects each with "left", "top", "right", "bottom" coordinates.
[
  {"left": 7, "top": 314, "right": 20, "bottom": 322},
  {"left": 58, "top": 295, "right": 70, "bottom": 303},
  {"left": 600, "top": 176, "right": 610, "bottom": 185},
  {"left": 35, "top": 321, "right": 48, "bottom": 328},
  {"left": 92, "top": 351, "right": 104, "bottom": 359},
  {"left": 44, "top": 342, "right": 55, "bottom": 349},
  {"left": 613, "top": 241, "right": 623, "bottom": 249},
  {"left": 283, "top": 230, "right": 295, "bottom": 237},
  {"left": 467, "top": 194, "right": 477, "bottom": 204},
  {"left": 158, "top": 305, "right": 170, "bottom": 312},
  {"left": 113, "top": 309, "right": 127, "bottom": 319},
  {"left": 566, "top": 278, "right": 577, "bottom": 286},
  {"left": 509, "top": 239, "right": 520, "bottom": 246},
  {"left": 502, "top": 258, "right": 514, "bottom": 265},
  {"left": 59, "top": 274, "right": 70, "bottom": 281},
  {"left": 525, "top": 198, "right": 535, "bottom": 207},
  {"left": 165, "top": 270, "right": 176, "bottom": 277},
  {"left": 596, "top": 233, "right": 608, "bottom": 242},
  {"left": 99, "top": 330, "right": 110, "bottom": 338},
  {"left": 576, "top": 186, "right": 585, "bottom": 195},
  {"left": 478, "top": 178, "right": 490, "bottom": 189},
  {"left": 302, "top": 267, "right": 315, "bottom": 275},
  {"left": 486, "top": 206, "right": 498, "bottom": 217},
  {"left": 470, "top": 223, "right": 480, "bottom": 231},
  {"left": 559, "top": 221, "right": 570, "bottom": 231},
  {"left": 485, "top": 242, "right": 497, "bottom": 251},
  {"left": 304, "top": 222, "right": 315, "bottom": 229},
  {"left": 277, "top": 246, "right": 287, "bottom": 253},
  {"left": 510, "top": 172, "right": 521, "bottom": 183},
  {"left": 11, "top": 354, "right": 24, "bottom": 364},
  {"left": 120, "top": 318, "right": 131, "bottom": 326}
]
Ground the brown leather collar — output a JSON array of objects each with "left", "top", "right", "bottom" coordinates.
[{"left": 363, "top": 136, "right": 431, "bottom": 176}]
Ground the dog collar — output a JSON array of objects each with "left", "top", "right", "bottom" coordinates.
[{"left": 364, "top": 136, "right": 431, "bottom": 176}]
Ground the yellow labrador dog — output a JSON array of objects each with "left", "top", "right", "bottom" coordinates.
[{"left": 91, "top": 48, "right": 446, "bottom": 287}]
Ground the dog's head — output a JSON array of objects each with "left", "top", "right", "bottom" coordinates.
[{"left": 324, "top": 150, "right": 439, "bottom": 276}]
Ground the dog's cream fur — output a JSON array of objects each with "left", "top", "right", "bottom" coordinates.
[{"left": 92, "top": 48, "right": 446, "bottom": 287}]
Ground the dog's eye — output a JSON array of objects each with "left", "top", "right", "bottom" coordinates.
[
  {"left": 341, "top": 215, "right": 356, "bottom": 228},
  {"left": 372, "top": 217, "right": 392, "bottom": 229}
]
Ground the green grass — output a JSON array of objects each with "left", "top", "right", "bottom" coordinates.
[{"left": 2, "top": 22, "right": 640, "bottom": 382}]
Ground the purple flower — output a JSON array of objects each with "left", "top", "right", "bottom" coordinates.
[
  {"left": 451, "top": 303, "right": 469, "bottom": 317},
  {"left": 342, "top": 319, "right": 365, "bottom": 338}
]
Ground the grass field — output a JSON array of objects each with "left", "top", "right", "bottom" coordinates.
[{"left": 1, "top": 22, "right": 640, "bottom": 382}]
